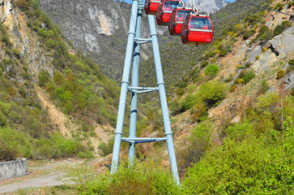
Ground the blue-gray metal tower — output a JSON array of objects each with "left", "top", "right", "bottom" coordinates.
[{"left": 111, "top": 0, "right": 180, "bottom": 185}]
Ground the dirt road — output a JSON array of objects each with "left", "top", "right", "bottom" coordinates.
[
  {"left": 0, "top": 159, "right": 84, "bottom": 194},
  {"left": 0, "top": 172, "right": 65, "bottom": 194}
]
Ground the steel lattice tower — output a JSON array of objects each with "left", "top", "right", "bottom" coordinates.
[{"left": 110, "top": 0, "right": 180, "bottom": 184}]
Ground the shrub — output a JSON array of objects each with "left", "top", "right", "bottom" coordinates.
[
  {"left": 259, "top": 30, "right": 272, "bottom": 42},
  {"left": 243, "top": 70, "right": 255, "bottom": 83},
  {"left": 38, "top": 28, "right": 48, "bottom": 37},
  {"left": 180, "top": 122, "right": 212, "bottom": 169},
  {"left": 273, "top": 25, "right": 285, "bottom": 36},
  {"left": 79, "top": 160, "right": 180, "bottom": 195},
  {"left": 243, "top": 29, "right": 256, "bottom": 40},
  {"left": 78, "top": 151, "right": 94, "bottom": 159},
  {"left": 13, "top": 48, "right": 21, "bottom": 59},
  {"left": 274, "top": 3, "right": 284, "bottom": 11},
  {"left": 98, "top": 137, "right": 114, "bottom": 156},
  {"left": 282, "top": 21, "right": 292, "bottom": 28},
  {"left": 201, "top": 60, "right": 208, "bottom": 67},
  {"left": 219, "top": 48, "right": 228, "bottom": 57},
  {"left": 239, "top": 69, "right": 255, "bottom": 84},
  {"left": 229, "top": 84, "right": 237, "bottom": 92},
  {"left": 38, "top": 70, "right": 50, "bottom": 87},
  {"left": 289, "top": 59, "right": 294, "bottom": 68},
  {"left": 14, "top": 0, "right": 29, "bottom": 11},
  {"left": 205, "top": 64, "right": 219, "bottom": 77},
  {"left": 180, "top": 95, "right": 198, "bottom": 112},
  {"left": 0, "top": 110, "right": 7, "bottom": 127},
  {"left": 1, "top": 35, "right": 12, "bottom": 47},
  {"left": 0, "top": 127, "right": 32, "bottom": 160},
  {"left": 199, "top": 81, "right": 227, "bottom": 107},
  {"left": 276, "top": 69, "right": 286, "bottom": 79}
]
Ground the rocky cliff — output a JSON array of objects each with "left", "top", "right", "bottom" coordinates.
[{"left": 187, "top": 0, "right": 227, "bottom": 14}]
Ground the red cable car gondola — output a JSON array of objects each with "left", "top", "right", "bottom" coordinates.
[
  {"left": 181, "top": 13, "right": 214, "bottom": 45},
  {"left": 145, "top": 0, "right": 161, "bottom": 15},
  {"left": 156, "top": 0, "right": 180, "bottom": 26},
  {"left": 168, "top": 7, "right": 195, "bottom": 36}
]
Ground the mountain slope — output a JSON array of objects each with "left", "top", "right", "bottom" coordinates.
[
  {"left": 38, "top": 0, "right": 227, "bottom": 81},
  {"left": 0, "top": 0, "right": 119, "bottom": 160}
]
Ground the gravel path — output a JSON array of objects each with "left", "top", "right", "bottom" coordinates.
[{"left": 0, "top": 171, "right": 66, "bottom": 194}]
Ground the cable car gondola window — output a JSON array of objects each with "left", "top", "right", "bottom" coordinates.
[
  {"left": 176, "top": 10, "right": 195, "bottom": 23},
  {"left": 163, "top": 1, "right": 179, "bottom": 13},
  {"left": 189, "top": 17, "right": 212, "bottom": 31}
]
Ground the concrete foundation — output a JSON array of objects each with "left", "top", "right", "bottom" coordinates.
[{"left": 0, "top": 159, "right": 28, "bottom": 180}]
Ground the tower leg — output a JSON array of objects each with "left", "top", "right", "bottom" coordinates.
[
  {"left": 128, "top": 6, "right": 142, "bottom": 165},
  {"left": 111, "top": 0, "right": 139, "bottom": 174},
  {"left": 148, "top": 15, "right": 180, "bottom": 185}
]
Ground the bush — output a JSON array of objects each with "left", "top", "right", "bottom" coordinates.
[
  {"left": 276, "top": 69, "right": 286, "bottom": 79},
  {"left": 199, "top": 81, "right": 227, "bottom": 107},
  {"left": 1, "top": 35, "right": 12, "bottom": 47},
  {"left": 219, "top": 48, "right": 228, "bottom": 57},
  {"left": 260, "top": 30, "right": 272, "bottom": 42},
  {"left": 273, "top": 25, "right": 285, "bottom": 36},
  {"left": 79, "top": 160, "right": 180, "bottom": 195},
  {"left": 14, "top": 0, "right": 29, "bottom": 11},
  {"left": 0, "top": 127, "right": 32, "bottom": 160},
  {"left": 180, "top": 121, "right": 212, "bottom": 169},
  {"left": 205, "top": 64, "right": 219, "bottom": 77},
  {"left": 180, "top": 95, "right": 198, "bottom": 112},
  {"left": 38, "top": 28, "right": 48, "bottom": 37},
  {"left": 243, "top": 29, "right": 255, "bottom": 40},
  {"left": 282, "top": 21, "right": 292, "bottom": 28},
  {"left": 98, "top": 137, "right": 114, "bottom": 156},
  {"left": 243, "top": 70, "right": 255, "bottom": 83},
  {"left": 289, "top": 59, "right": 294, "bottom": 68},
  {"left": 229, "top": 84, "right": 237, "bottom": 92},
  {"left": 274, "top": 3, "right": 284, "bottom": 11},
  {"left": 0, "top": 110, "right": 7, "bottom": 127},
  {"left": 38, "top": 70, "right": 50, "bottom": 87}
]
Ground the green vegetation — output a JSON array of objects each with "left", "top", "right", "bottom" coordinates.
[
  {"left": 205, "top": 64, "right": 219, "bottom": 76},
  {"left": 0, "top": 0, "right": 120, "bottom": 160},
  {"left": 273, "top": 25, "right": 285, "bottom": 36},
  {"left": 78, "top": 160, "right": 180, "bottom": 195},
  {"left": 289, "top": 59, "right": 294, "bottom": 70},
  {"left": 181, "top": 93, "right": 294, "bottom": 194},
  {"left": 274, "top": 3, "right": 284, "bottom": 11},
  {"left": 177, "top": 81, "right": 227, "bottom": 114},
  {"left": 243, "top": 29, "right": 256, "bottom": 40},
  {"left": 98, "top": 137, "right": 114, "bottom": 157},
  {"left": 276, "top": 69, "right": 286, "bottom": 79}
]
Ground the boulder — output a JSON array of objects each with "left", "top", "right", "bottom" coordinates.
[{"left": 271, "top": 27, "right": 294, "bottom": 57}]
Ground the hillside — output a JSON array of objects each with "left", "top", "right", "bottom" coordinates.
[
  {"left": 38, "top": 0, "right": 227, "bottom": 81},
  {"left": 0, "top": 0, "right": 120, "bottom": 160},
  {"left": 1, "top": 0, "right": 294, "bottom": 194},
  {"left": 76, "top": 0, "right": 294, "bottom": 194}
]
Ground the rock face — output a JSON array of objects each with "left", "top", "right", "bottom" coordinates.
[
  {"left": 0, "top": 0, "right": 54, "bottom": 81},
  {"left": 39, "top": 0, "right": 128, "bottom": 54},
  {"left": 270, "top": 26, "right": 294, "bottom": 57},
  {"left": 187, "top": 0, "right": 227, "bottom": 14}
]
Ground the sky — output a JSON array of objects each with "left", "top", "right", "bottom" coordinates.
[{"left": 121, "top": 0, "right": 236, "bottom": 4}]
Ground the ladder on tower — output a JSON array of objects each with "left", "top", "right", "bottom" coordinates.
[{"left": 110, "top": 0, "right": 180, "bottom": 185}]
